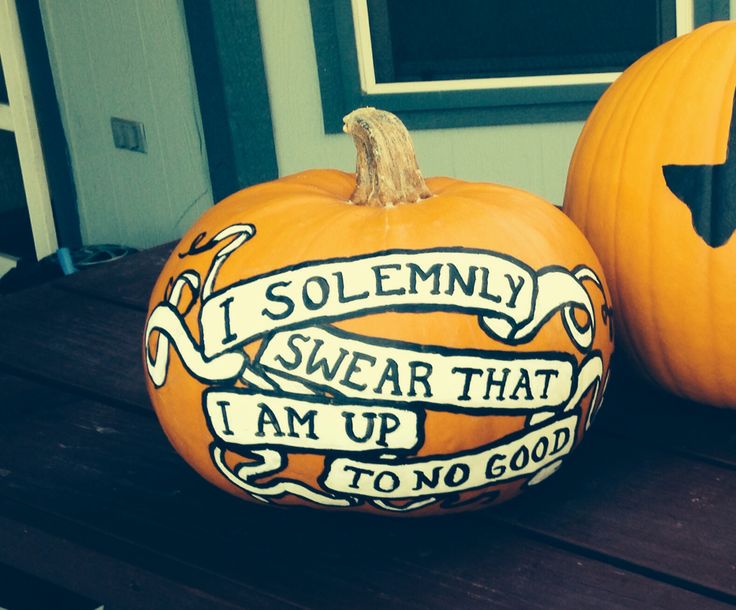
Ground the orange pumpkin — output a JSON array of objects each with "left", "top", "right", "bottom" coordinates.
[
  {"left": 564, "top": 22, "right": 736, "bottom": 408},
  {"left": 144, "top": 108, "right": 613, "bottom": 515}
]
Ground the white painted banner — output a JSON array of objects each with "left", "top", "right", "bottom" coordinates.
[
  {"left": 257, "top": 326, "right": 576, "bottom": 412},
  {"left": 197, "top": 248, "right": 597, "bottom": 356},
  {"left": 204, "top": 389, "right": 422, "bottom": 453},
  {"left": 323, "top": 411, "right": 579, "bottom": 498}
]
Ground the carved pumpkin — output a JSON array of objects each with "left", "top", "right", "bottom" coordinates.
[
  {"left": 144, "top": 108, "right": 613, "bottom": 515},
  {"left": 564, "top": 21, "right": 736, "bottom": 408}
]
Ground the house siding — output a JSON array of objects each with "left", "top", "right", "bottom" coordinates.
[{"left": 40, "top": 0, "right": 212, "bottom": 249}]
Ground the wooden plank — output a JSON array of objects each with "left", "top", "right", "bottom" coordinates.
[
  {"left": 57, "top": 241, "right": 175, "bottom": 310},
  {"left": 0, "top": 285, "right": 150, "bottom": 410},
  {"left": 0, "top": 560, "right": 101, "bottom": 610},
  {"left": 0, "top": 372, "right": 732, "bottom": 603},
  {"left": 0, "top": 370, "right": 77, "bottom": 411},
  {"left": 0, "top": 502, "right": 294, "bottom": 610},
  {"left": 0, "top": 379, "right": 729, "bottom": 609},
  {"left": 595, "top": 361, "right": 736, "bottom": 468},
  {"left": 494, "top": 428, "right": 736, "bottom": 600}
]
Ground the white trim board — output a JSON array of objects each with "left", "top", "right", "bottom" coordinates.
[
  {"left": 0, "top": 103, "right": 12, "bottom": 131},
  {"left": 0, "top": 0, "right": 58, "bottom": 259},
  {"left": 0, "top": 251, "right": 19, "bottom": 279}
]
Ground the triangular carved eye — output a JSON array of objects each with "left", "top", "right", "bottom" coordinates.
[{"left": 662, "top": 95, "right": 736, "bottom": 248}]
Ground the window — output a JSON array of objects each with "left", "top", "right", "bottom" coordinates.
[
  {"left": 310, "top": 0, "right": 730, "bottom": 132},
  {"left": 0, "top": 57, "right": 8, "bottom": 104}
]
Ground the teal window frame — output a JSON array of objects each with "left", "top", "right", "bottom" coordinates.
[{"left": 310, "top": 0, "right": 730, "bottom": 133}]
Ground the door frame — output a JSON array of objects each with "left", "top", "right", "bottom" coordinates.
[{"left": 0, "top": 0, "right": 57, "bottom": 260}]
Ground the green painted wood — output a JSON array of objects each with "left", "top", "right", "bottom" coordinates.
[
  {"left": 0, "top": 498, "right": 291, "bottom": 609},
  {"left": 309, "top": 0, "right": 349, "bottom": 137},
  {"left": 0, "top": 285, "right": 149, "bottom": 410},
  {"left": 182, "top": 0, "right": 278, "bottom": 202},
  {"left": 695, "top": 0, "right": 731, "bottom": 25}
]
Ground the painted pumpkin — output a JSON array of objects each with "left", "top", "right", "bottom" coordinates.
[
  {"left": 144, "top": 108, "right": 613, "bottom": 515},
  {"left": 564, "top": 21, "right": 736, "bottom": 408}
]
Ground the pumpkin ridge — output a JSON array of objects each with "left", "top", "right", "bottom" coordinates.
[
  {"left": 567, "top": 28, "right": 668, "bottom": 324},
  {"left": 648, "top": 27, "right": 736, "bottom": 397},
  {"left": 602, "top": 45, "right": 667, "bottom": 292},
  {"left": 651, "top": 23, "right": 736, "bottom": 396},
  {"left": 603, "top": 32, "right": 692, "bottom": 378},
  {"left": 570, "top": 33, "right": 670, "bottom": 234},
  {"left": 702, "top": 25, "right": 736, "bottom": 404},
  {"left": 586, "top": 30, "right": 696, "bottom": 382}
]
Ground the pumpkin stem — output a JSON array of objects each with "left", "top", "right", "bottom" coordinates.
[{"left": 343, "top": 107, "right": 432, "bottom": 207}]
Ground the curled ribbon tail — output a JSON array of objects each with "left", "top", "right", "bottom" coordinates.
[
  {"left": 145, "top": 271, "right": 246, "bottom": 388},
  {"left": 481, "top": 267, "right": 599, "bottom": 352}
]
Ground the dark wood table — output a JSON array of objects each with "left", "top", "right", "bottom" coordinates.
[{"left": 0, "top": 244, "right": 734, "bottom": 609}]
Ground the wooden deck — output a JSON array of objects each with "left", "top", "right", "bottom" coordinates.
[{"left": 0, "top": 243, "right": 734, "bottom": 609}]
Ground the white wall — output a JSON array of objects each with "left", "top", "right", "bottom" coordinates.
[
  {"left": 40, "top": 0, "right": 212, "bottom": 248},
  {"left": 256, "top": 0, "right": 584, "bottom": 206}
]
